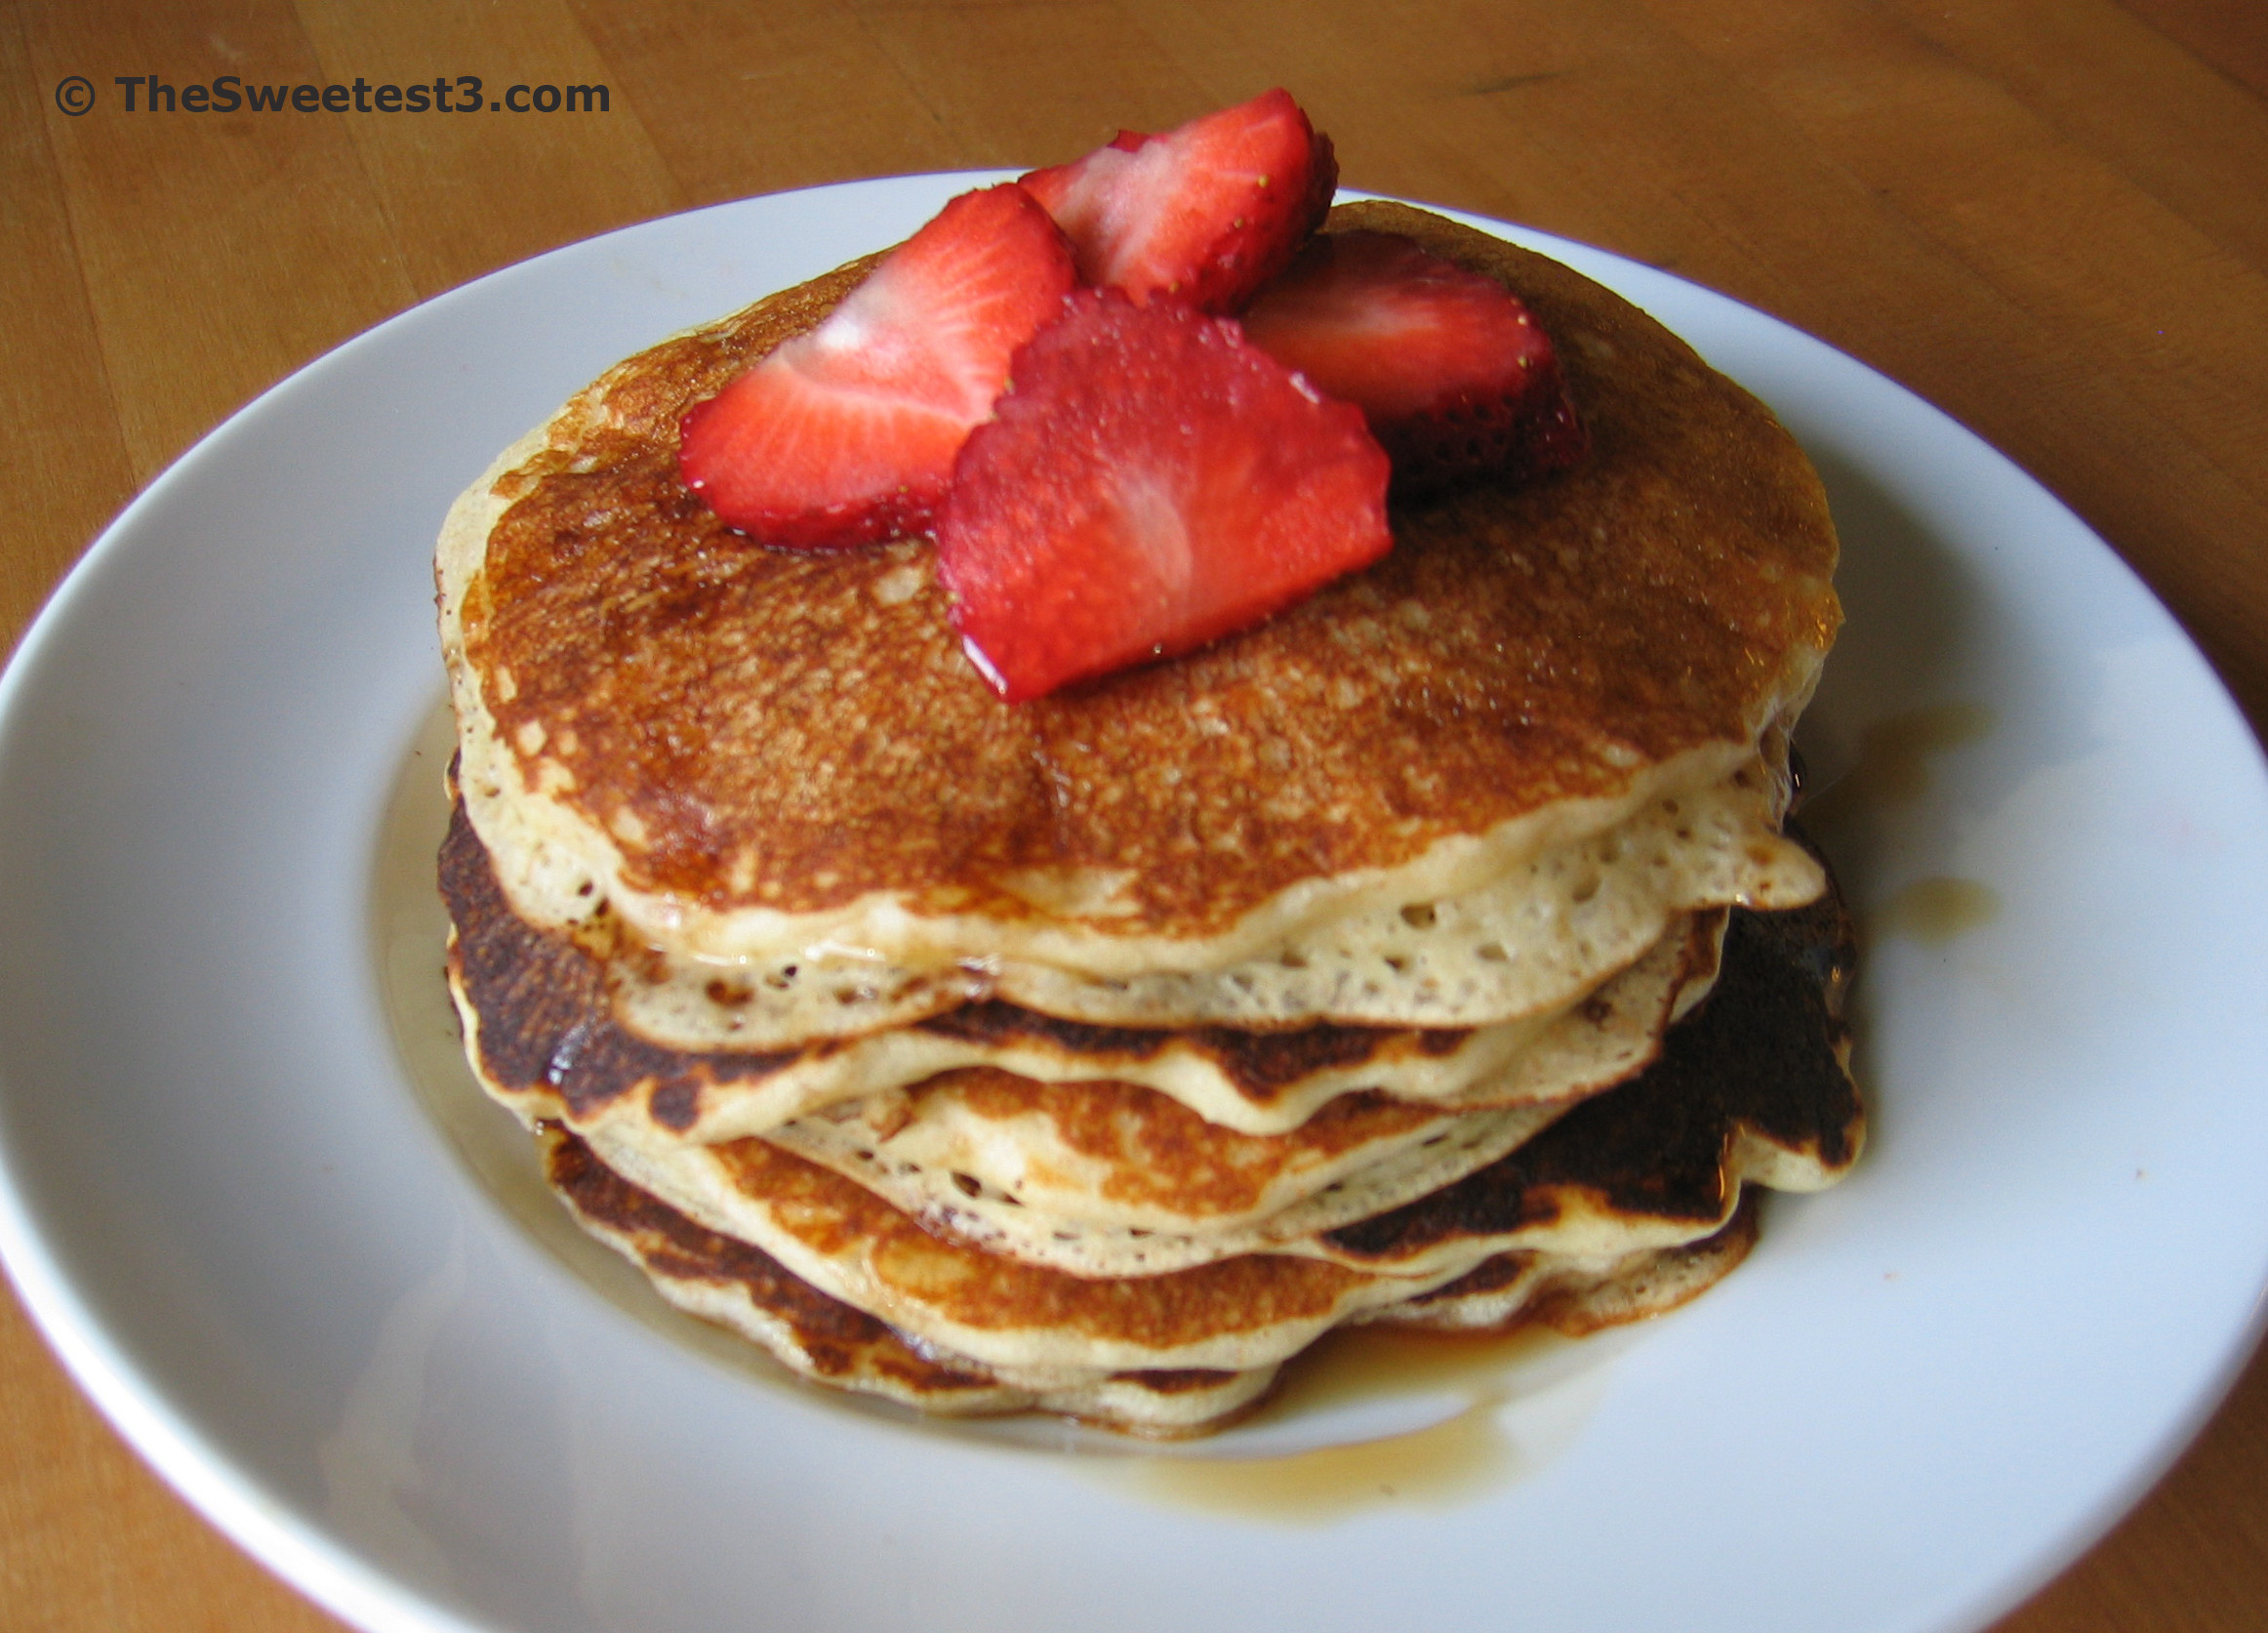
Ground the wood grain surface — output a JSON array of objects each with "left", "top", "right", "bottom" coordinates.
[{"left": 3, "top": 1, "right": 2264, "bottom": 1628}]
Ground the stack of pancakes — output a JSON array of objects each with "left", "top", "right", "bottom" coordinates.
[{"left": 433, "top": 201, "right": 1863, "bottom": 1436}]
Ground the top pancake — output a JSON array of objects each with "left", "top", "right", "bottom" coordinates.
[{"left": 440, "top": 199, "right": 1840, "bottom": 973}]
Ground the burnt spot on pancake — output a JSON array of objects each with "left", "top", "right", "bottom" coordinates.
[
  {"left": 648, "top": 1079, "right": 704, "bottom": 1131},
  {"left": 1320, "top": 894, "right": 1860, "bottom": 1266},
  {"left": 1390, "top": 1194, "right": 1757, "bottom": 1320},
  {"left": 542, "top": 1123, "right": 998, "bottom": 1393},
  {"left": 440, "top": 796, "right": 798, "bottom": 1127}
]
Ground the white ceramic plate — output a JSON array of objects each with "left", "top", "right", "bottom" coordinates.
[{"left": 3, "top": 175, "right": 2265, "bottom": 1633}]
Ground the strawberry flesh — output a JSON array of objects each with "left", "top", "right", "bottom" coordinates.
[
  {"left": 1240, "top": 228, "right": 1587, "bottom": 492},
  {"left": 1020, "top": 89, "right": 1337, "bottom": 314},
  {"left": 937, "top": 289, "right": 1392, "bottom": 703},
  {"left": 678, "top": 184, "right": 1076, "bottom": 548}
]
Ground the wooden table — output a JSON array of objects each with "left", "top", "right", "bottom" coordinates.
[{"left": 5, "top": 1, "right": 2264, "bottom": 1627}]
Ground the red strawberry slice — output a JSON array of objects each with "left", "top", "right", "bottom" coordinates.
[
  {"left": 1240, "top": 228, "right": 1588, "bottom": 492},
  {"left": 937, "top": 289, "right": 1392, "bottom": 703},
  {"left": 1019, "top": 89, "right": 1337, "bottom": 315},
  {"left": 678, "top": 184, "right": 1076, "bottom": 548}
]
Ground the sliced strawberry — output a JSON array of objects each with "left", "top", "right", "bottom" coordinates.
[
  {"left": 678, "top": 184, "right": 1076, "bottom": 548},
  {"left": 937, "top": 289, "right": 1391, "bottom": 703},
  {"left": 1240, "top": 228, "right": 1588, "bottom": 492},
  {"left": 1019, "top": 89, "right": 1337, "bottom": 315}
]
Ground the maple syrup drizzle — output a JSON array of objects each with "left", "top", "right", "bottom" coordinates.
[
  {"left": 1802, "top": 701, "right": 1994, "bottom": 833},
  {"left": 1873, "top": 876, "right": 2002, "bottom": 943},
  {"left": 1801, "top": 701, "right": 2001, "bottom": 946}
]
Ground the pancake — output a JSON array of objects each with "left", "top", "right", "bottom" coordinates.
[
  {"left": 577, "top": 749, "right": 1797, "bottom": 1040},
  {"left": 442, "top": 789, "right": 1727, "bottom": 1140},
  {"left": 758, "top": 1076, "right": 1571, "bottom": 1276},
  {"left": 578, "top": 1128, "right": 1465, "bottom": 1375},
  {"left": 537, "top": 1123, "right": 1280, "bottom": 1435},
  {"left": 552, "top": 1111, "right": 1776, "bottom": 1390},
  {"left": 543, "top": 1122, "right": 1760, "bottom": 1436},
  {"left": 437, "top": 200, "right": 1840, "bottom": 1012}
]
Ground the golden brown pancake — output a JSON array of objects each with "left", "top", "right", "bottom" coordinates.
[
  {"left": 543, "top": 1122, "right": 1761, "bottom": 1435},
  {"left": 547, "top": 753, "right": 1798, "bottom": 1038},
  {"left": 758, "top": 1071, "right": 1570, "bottom": 1273},
  {"left": 438, "top": 200, "right": 1838, "bottom": 993},
  {"left": 536, "top": 1123, "right": 1280, "bottom": 1435}
]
